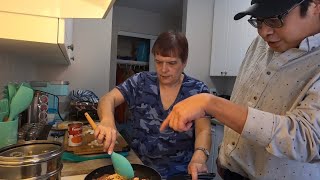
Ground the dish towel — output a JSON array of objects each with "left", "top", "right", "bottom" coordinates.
[
  {"left": 70, "top": 89, "right": 99, "bottom": 103},
  {"left": 62, "top": 151, "right": 129, "bottom": 162}
]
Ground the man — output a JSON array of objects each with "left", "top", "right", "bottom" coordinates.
[
  {"left": 95, "top": 31, "right": 211, "bottom": 179},
  {"left": 160, "top": 0, "right": 320, "bottom": 179}
]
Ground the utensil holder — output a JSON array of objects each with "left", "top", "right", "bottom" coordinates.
[
  {"left": 0, "top": 117, "right": 18, "bottom": 148},
  {"left": 0, "top": 98, "right": 9, "bottom": 121}
]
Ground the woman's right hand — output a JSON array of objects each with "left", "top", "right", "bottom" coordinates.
[{"left": 94, "top": 120, "right": 117, "bottom": 155}]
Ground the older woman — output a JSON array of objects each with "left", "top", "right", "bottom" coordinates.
[{"left": 95, "top": 31, "right": 211, "bottom": 179}]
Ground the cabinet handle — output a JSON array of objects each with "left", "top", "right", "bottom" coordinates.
[
  {"left": 67, "top": 44, "right": 74, "bottom": 51},
  {"left": 70, "top": 57, "right": 75, "bottom": 61},
  {"left": 221, "top": 71, "right": 227, "bottom": 76}
]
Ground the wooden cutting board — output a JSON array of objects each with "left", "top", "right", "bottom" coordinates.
[{"left": 63, "top": 126, "right": 130, "bottom": 155}]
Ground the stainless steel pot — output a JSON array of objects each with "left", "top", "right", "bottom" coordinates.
[{"left": 0, "top": 140, "right": 63, "bottom": 180}]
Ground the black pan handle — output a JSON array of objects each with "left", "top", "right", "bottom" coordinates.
[
  {"left": 168, "top": 172, "right": 216, "bottom": 180},
  {"left": 185, "top": 173, "right": 216, "bottom": 180}
]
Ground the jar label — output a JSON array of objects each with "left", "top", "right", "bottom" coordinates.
[{"left": 68, "top": 122, "right": 83, "bottom": 146}]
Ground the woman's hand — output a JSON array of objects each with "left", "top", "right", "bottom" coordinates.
[
  {"left": 188, "top": 159, "right": 208, "bottom": 180},
  {"left": 94, "top": 120, "right": 117, "bottom": 154},
  {"left": 160, "top": 93, "right": 209, "bottom": 132}
]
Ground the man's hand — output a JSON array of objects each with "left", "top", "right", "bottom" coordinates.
[{"left": 160, "top": 93, "right": 209, "bottom": 132}]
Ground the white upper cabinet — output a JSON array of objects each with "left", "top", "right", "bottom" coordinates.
[
  {"left": 0, "top": 0, "right": 116, "bottom": 19},
  {"left": 210, "top": 0, "right": 257, "bottom": 76},
  {"left": 0, "top": 12, "right": 73, "bottom": 64},
  {"left": 58, "top": 18, "right": 74, "bottom": 63}
]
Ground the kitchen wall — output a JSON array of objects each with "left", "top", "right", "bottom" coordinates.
[
  {"left": 36, "top": 14, "right": 113, "bottom": 97},
  {"left": 0, "top": 9, "right": 114, "bottom": 98},
  {"left": 113, "top": 6, "right": 181, "bottom": 36},
  {"left": 0, "top": 54, "right": 38, "bottom": 86}
]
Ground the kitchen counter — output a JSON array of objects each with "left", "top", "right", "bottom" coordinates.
[{"left": 62, "top": 149, "right": 143, "bottom": 177}]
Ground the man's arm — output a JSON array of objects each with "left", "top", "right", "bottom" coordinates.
[
  {"left": 204, "top": 94, "right": 248, "bottom": 134},
  {"left": 160, "top": 93, "right": 248, "bottom": 134}
]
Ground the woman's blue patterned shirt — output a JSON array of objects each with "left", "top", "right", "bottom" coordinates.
[{"left": 116, "top": 72, "right": 209, "bottom": 178}]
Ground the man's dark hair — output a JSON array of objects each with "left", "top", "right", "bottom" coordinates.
[
  {"left": 152, "top": 31, "right": 188, "bottom": 64},
  {"left": 300, "top": 0, "right": 312, "bottom": 17}
]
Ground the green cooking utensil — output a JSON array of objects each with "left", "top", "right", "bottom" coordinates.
[
  {"left": 7, "top": 83, "right": 17, "bottom": 105},
  {"left": 0, "top": 98, "right": 9, "bottom": 113},
  {"left": 111, "top": 152, "right": 134, "bottom": 179},
  {"left": 84, "top": 112, "right": 135, "bottom": 179},
  {"left": 6, "top": 83, "right": 34, "bottom": 121}
]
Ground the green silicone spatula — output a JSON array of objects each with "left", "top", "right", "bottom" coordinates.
[
  {"left": 84, "top": 112, "right": 134, "bottom": 179},
  {"left": 110, "top": 152, "right": 134, "bottom": 178},
  {"left": 7, "top": 83, "right": 17, "bottom": 105}
]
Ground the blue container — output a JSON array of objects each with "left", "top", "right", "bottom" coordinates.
[{"left": 136, "top": 41, "right": 149, "bottom": 62}]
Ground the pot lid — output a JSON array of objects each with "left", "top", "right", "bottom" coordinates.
[{"left": 0, "top": 140, "right": 63, "bottom": 166}]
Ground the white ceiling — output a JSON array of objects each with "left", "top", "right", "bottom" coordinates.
[{"left": 114, "top": 0, "right": 183, "bottom": 17}]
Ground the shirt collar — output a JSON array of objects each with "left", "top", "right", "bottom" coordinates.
[{"left": 299, "top": 32, "right": 320, "bottom": 51}]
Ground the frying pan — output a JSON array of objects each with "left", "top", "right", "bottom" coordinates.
[{"left": 84, "top": 164, "right": 161, "bottom": 180}]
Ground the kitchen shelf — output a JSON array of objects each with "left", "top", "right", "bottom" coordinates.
[{"left": 116, "top": 59, "right": 148, "bottom": 66}]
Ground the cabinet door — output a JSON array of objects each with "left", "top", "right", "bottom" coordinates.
[
  {"left": 0, "top": 12, "right": 58, "bottom": 43},
  {"left": 0, "top": 12, "right": 72, "bottom": 64},
  {"left": 58, "top": 18, "right": 74, "bottom": 62},
  {"left": 0, "top": 0, "right": 116, "bottom": 18},
  {"left": 210, "top": 0, "right": 257, "bottom": 76}
]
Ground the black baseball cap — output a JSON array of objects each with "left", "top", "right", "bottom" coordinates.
[{"left": 234, "top": 0, "right": 304, "bottom": 20}]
